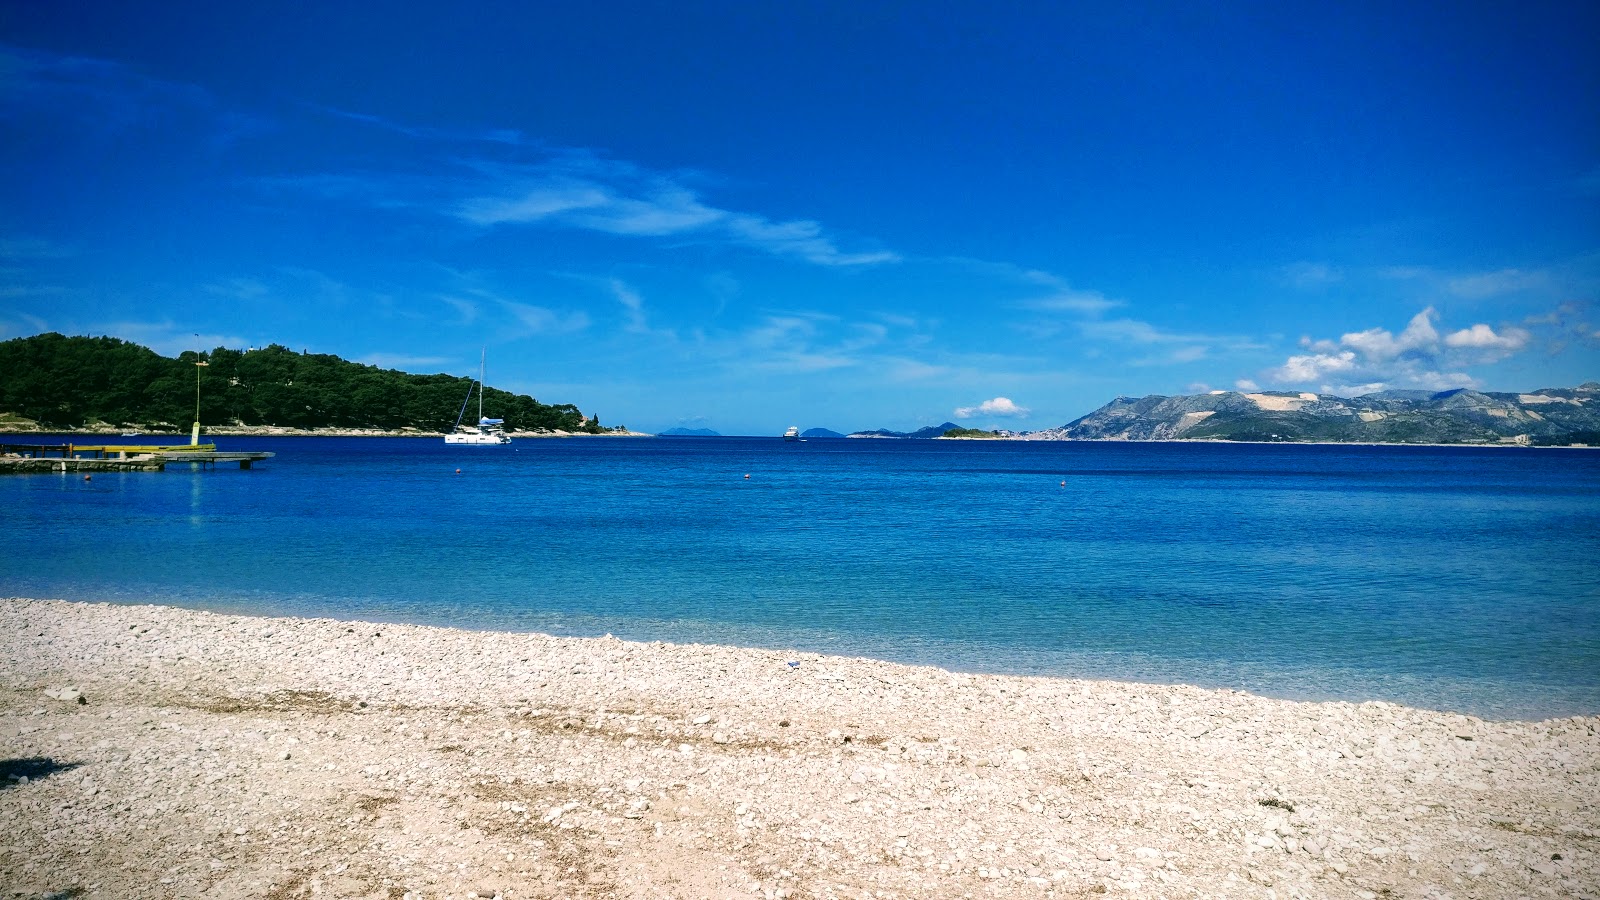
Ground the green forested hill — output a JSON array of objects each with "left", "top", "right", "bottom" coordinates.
[{"left": 0, "top": 333, "right": 600, "bottom": 432}]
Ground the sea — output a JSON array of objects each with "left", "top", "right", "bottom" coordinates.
[{"left": 3, "top": 435, "right": 1598, "bottom": 721}]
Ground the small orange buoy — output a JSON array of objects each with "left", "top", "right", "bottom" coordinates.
[{"left": 84, "top": 475, "right": 92, "bottom": 481}]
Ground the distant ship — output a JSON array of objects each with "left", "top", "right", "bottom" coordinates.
[
  {"left": 445, "top": 350, "right": 512, "bottom": 446},
  {"left": 783, "top": 426, "right": 800, "bottom": 441}
]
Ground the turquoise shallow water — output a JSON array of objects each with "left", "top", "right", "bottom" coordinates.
[{"left": 3, "top": 435, "right": 1598, "bottom": 720}]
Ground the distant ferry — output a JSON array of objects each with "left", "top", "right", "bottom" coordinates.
[
  {"left": 445, "top": 349, "right": 512, "bottom": 446},
  {"left": 783, "top": 426, "right": 800, "bottom": 441}
]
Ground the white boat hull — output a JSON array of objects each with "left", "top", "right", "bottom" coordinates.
[{"left": 445, "top": 431, "right": 511, "bottom": 445}]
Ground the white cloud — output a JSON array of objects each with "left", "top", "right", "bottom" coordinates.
[
  {"left": 1234, "top": 379, "right": 1260, "bottom": 391},
  {"left": 954, "top": 397, "right": 1030, "bottom": 419},
  {"left": 1338, "top": 307, "right": 1439, "bottom": 362},
  {"left": 1275, "top": 350, "right": 1359, "bottom": 382},
  {"left": 1443, "top": 323, "right": 1530, "bottom": 356},
  {"left": 1260, "top": 307, "right": 1536, "bottom": 394}
]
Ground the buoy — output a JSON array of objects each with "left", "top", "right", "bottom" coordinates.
[
  {"left": 744, "top": 474, "right": 750, "bottom": 479},
  {"left": 455, "top": 468, "right": 461, "bottom": 474},
  {"left": 1060, "top": 480, "right": 1065, "bottom": 486},
  {"left": 84, "top": 475, "right": 92, "bottom": 482}
]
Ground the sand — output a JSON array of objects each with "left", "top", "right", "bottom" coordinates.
[{"left": 1, "top": 597, "right": 1595, "bottom": 899}]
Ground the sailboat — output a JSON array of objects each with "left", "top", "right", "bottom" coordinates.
[{"left": 445, "top": 349, "right": 512, "bottom": 445}]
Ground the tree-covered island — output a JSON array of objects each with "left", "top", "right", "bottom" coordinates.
[{"left": 0, "top": 333, "right": 613, "bottom": 434}]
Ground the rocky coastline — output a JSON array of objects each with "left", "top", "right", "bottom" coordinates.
[{"left": 2, "top": 597, "right": 1595, "bottom": 899}]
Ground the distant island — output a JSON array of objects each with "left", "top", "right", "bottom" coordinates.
[
  {"left": 659, "top": 427, "right": 721, "bottom": 436},
  {"left": 0, "top": 333, "right": 615, "bottom": 435},
  {"left": 800, "top": 427, "right": 845, "bottom": 438},
  {"left": 849, "top": 421, "right": 960, "bottom": 439},
  {"left": 1023, "top": 385, "right": 1600, "bottom": 446}
]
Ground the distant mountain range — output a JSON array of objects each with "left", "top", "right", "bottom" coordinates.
[
  {"left": 801, "top": 427, "right": 845, "bottom": 438},
  {"left": 659, "top": 427, "right": 721, "bottom": 436},
  {"left": 1022, "top": 384, "right": 1600, "bottom": 445},
  {"left": 848, "top": 422, "right": 960, "bottom": 439}
]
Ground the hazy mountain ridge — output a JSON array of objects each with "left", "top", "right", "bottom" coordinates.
[
  {"left": 848, "top": 422, "right": 961, "bottom": 439},
  {"left": 1021, "top": 384, "right": 1600, "bottom": 445}
]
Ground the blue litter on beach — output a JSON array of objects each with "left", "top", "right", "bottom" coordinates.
[{"left": 786, "top": 661, "right": 800, "bottom": 668}]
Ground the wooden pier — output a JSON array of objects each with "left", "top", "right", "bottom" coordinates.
[{"left": 0, "top": 442, "right": 274, "bottom": 473}]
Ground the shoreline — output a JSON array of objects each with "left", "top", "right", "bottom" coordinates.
[
  {"left": 0, "top": 426, "right": 654, "bottom": 439},
  {"left": 4, "top": 427, "right": 1593, "bottom": 448},
  {"left": 3, "top": 597, "right": 1595, "bottom": 898}
]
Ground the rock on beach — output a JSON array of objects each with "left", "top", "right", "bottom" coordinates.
[{"left": 1, "top": 596, "right": 1596, "bottom": 898}]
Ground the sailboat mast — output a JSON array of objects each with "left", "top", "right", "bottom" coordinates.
[{"left": 478, "top": 347, "right": 485, "bottom": 422}]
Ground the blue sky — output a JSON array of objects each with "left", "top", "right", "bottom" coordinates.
[{"left": 2, "top": 2, "right": 1596, "bottom": 435}]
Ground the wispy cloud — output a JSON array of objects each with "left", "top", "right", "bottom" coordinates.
[
  {"left": 1016, "top": 289, "right": 1121, "bottom": 315},
  {"left": 312, "top": 105, "right": 526, "bottom": 147},
  {"left": 1262, "top": 307, "right": 1534, "bottom": 394},
  {"left": 261, "top": 119, "right": 898, "bottom": 268},
  {"left": 0, "top": 236, "right": 73, "bottom": 260},
  {"left": 204, "top": 278, "right": 269, "bottom": 301},
  {"left": 0, "top": 311, "right": 50, "bottom": 339},
  {"left": 92, "top": 321, "right": 254, "bottom": 358},
  {"left": 609, "top": 278, "right": 649, "bottom": 332},
  {"left": 356, "top": 353, "right": 452, "bottom": 371},
  {"left": 954, "top": 397, "right": 1030, "bottom": 419},
  {"left": 1446, "top": 268, "right": 1550, "bottom": 299},
  {"left": 454, "top": 159, "right": 897, "bottom": 266},
  {"left": 1576, "top": 163, "right": 1600, "bottom": 197},
  {"left": 440, "top": 295, "right": 478, "bottom": 325},
  {"left": 1281, "top": 261, "right": 1343, "bottom": 288},
  {"left": 498, "top": 299, "right": 590, "bottom": 337},
  {"left": 0, "top": 43, "right": 266, "bottom": 152}
]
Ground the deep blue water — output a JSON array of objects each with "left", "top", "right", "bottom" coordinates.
[{"left": 3, "top": 435, "right": 1598, "bottom": 720}]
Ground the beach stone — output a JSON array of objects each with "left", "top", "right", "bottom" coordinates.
[{"left": 3, "top": 597, "right": 1597, "bottom": 900}]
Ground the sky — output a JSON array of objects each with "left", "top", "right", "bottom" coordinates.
[{"left": 1, "top": 1, "right": 1597, "bottom": 435}]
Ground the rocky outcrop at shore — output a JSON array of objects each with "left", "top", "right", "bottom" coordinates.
[{"left": 2, "top": 598, "right": 1595, "bottom": 898}]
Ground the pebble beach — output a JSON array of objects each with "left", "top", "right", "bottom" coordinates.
[{"left": 2, "top": 597, "right": 1596, "bottom": 899}]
